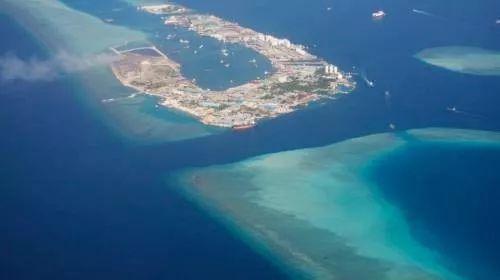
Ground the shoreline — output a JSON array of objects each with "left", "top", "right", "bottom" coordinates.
[
  {"left": 0, "top": 0, "right": 218, "bottom": 144},
  {"left": 110, "top": 2, "right": 355, "bottom": 129}
]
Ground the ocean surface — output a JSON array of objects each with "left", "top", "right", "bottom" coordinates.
[
  {"left": 0, "top": 14, "right": 286, "bottom": 279},
  {"left": 368, "top": 139, "right": 500, "bottom": 279},
  {"left": 1, "top": 0, "right": 500, "bottom": 279}
]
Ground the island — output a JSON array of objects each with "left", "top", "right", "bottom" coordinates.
[{"left": 110, "top": 3, "right": 355, "bottom": 129}]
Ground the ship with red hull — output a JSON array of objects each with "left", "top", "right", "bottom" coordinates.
[{"left": 232, "top": 124, "right": 255, "bottom": 131}]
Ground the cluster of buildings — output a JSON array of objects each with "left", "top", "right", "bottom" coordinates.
[
  {"left": 324, "top": 65, "right": 343, "bottom": 79},
  {"left": 164, "top": 13, "right": 316, "bottom": 65},
  {"left": 114, "top": 3, "right": 355, "bottom": 129},
  {"left": 258, "top": 34, "right": 290, "bottom": 47},
  {"left": 138, "top": 4, "right": 189, "bottom": 15}
]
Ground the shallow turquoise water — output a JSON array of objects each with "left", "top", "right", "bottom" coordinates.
[
  {"left": 415, "top": 46, "right": 500, "bottom": 76},
  {"left": 172, "top": 128, "right": 500, "bottom": 279},
  {"left": 2, "top": 0, "right": 500, "bottom": 279}
]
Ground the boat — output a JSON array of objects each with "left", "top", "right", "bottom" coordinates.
[
  {"left": 372, "top": 10, "right": 386, "bottom": 20},
  {"left": 233, "top": 124, "right": 254, "bottom": 131},
  {"left": 361, "top": 73, "right": 375, "bottom": 87},
  {"left": 496, "top": 19, "right": 500, "bottom": 24},
  {"left": 101, "top": 98, "right": 115, "bottom": 103}
]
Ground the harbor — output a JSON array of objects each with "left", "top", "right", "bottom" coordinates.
[{"left": 109, "top": 2, "right": 355, "bottom": 129}]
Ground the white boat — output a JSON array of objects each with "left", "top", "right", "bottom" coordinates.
[{"left": 372, "top": 10, "right": 386, "bottom": 20}]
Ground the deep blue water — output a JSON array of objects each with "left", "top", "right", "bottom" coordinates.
[
  {"left": 369, "top": 142, "right": 500, "bottom": 279},
  {"left": 2, "top": 0, "right": 500, "bottom": 279},
  {"left": 0, "top": 14, "right": 286, "bottom": 279}
]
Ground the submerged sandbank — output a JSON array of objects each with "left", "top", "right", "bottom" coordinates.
[
  {"left": 0, "top": 0, "right": 218, "bottom": 143},
  {"left": 169, "top": 128, "right": 500, "bottom": 279},
  {"left": 0, "top": 0, "right": 145, "bottom": 55},
  {"left": 415, "top": 46, "right": 500, "bottom": 76}
]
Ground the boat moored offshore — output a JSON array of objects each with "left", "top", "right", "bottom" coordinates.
[{"left": 372, "top": 10, "right": 387, "bottom": 20}]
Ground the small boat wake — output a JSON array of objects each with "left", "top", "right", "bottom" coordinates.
[
  {"left": 384, "top": 90, "right": 392, "bottom": 108},
  {"left": 101, "top": 92, "right": 141, "bottom": 104},
  {"left": 446, "top": 106, "right": 486, "bottom": 119},
  {"left": 360, "top": 72, "right": 375, "bottom": 88},
  {"left": 411, "top": 9, "right": 445, "bottom": 20}
]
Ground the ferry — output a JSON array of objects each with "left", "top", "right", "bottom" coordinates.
[{"left": 372, "top": 10, "right": 386, "bottom": 20}]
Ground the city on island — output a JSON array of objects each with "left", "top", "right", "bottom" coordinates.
[{"left": 110, "top": 3, "right": 355, "bottom": 129}]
